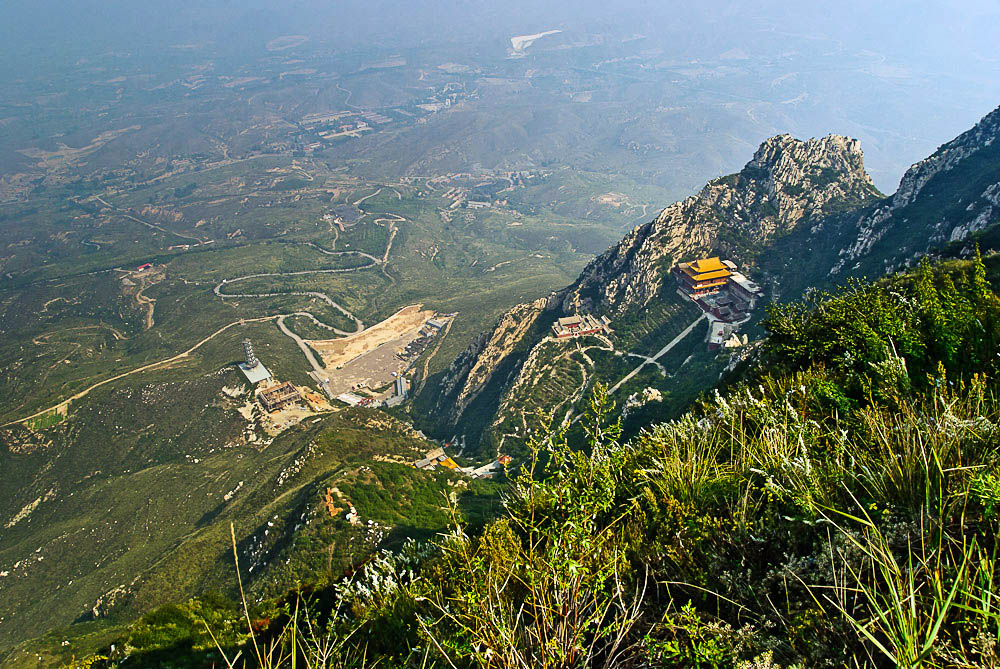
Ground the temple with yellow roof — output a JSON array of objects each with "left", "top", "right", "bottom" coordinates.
[
  {"left": 673, "top": 256, "right": 765, "bottom": 349},
  {"left": 673, "top": 256, "right": 735, "bottom": 299}
]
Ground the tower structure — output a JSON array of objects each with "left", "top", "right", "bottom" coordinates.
[
  {"left": 238, "top": 337, "right": 272, "bottom": 385},
  {"left": 243, "top": 338, "right": 258, "bottom": 368}
]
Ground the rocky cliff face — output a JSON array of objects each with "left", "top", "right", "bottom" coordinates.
[
  {"left": 833, "top": 105, "right": 1000, "bottom": 274},
  {"left": 894, "top": 107, "right": 1000, "bottom": 210},
  {"left": 563, "top": 133, "right": 879, "bottom": 315},
  {"left": 435, "top": 296, "right": 551, "bottom": 423},
  {"left": 429, "top": 133, "right": 879, "bottom": 433},
  {"left": 426, "top": 108, "right": 1000, "bottom": 443}
]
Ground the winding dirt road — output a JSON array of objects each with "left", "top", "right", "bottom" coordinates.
[
  {"left": 213, "top": 252, "right": 380, "bottom": 335},
  {"left": 2, "top": 316, "right": 281, "bottom": 427},
  {"left": 6, "top": 201, "right": 408, "bottom": 425}
]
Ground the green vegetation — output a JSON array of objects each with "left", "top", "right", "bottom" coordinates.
[
  {"left": 852, "top": 123, "right": 1000, "bottom": 279},
  {"left": 4, "top": 18, "right": 998, "bottom": 665},
  {"left": 22, "top": 405, "right": 66, "bottom": 430},
  {"left": 762, "top": 251, "right": 1000, "bottom": 392},
  {"left": 71, "top": 254, "right": 1000, "bottom": 667},
  {"left": 0, "top": 386, "right": 476, "bottom": 660}
]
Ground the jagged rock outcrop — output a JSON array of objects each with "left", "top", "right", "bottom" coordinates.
[
  {"left": 437, "top": 296, "right": 552, "bottom": 422},
  {"left": 564, "top": 133, "right": 878, "bottom": 314},
  {"left": 427, "top": 108, "right": 1000, "bottom": 442},
  {"left": 431, "top": 133, "right": 879, "bottom": 431},
  {"left": 894, "top": 107, "right": 1000, "bottom": 209},
  {"left": 834, "top": 105, "right": 1000, "bottom": 273}
]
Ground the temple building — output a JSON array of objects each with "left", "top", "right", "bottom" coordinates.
[
  {"left": 256, "top": 381, "right": 302, "bottom": 413},
  {"left": 673, "top": 257, "right": 733, "bottom": 299},
  {"left": 673, "top": 257, "right": 766, "bottom": 348},
  {"left": 551, "top": 314, "right": 610, "bottom": 339}
]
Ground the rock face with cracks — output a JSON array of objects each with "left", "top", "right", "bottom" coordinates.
[
  {"left": 437, "top": 296, "right": 552, "bottom": 422},
  {"left": 429, "top": 105, "right": 1000, "bottom": 441},
  {"left": 564, "top": 133, "right": 878, "bottom": 315},
  {"left": 833, "top": 105, "right": 1000, "bottom": 274}
]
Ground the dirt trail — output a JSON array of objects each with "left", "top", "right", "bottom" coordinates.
[
  {"left": 93, "top": 196, "right": 208, "bottom": 244},
  {"left": 372, "top": 213, "right": 404, "bottom": 282},
  {"left": 382, "top": 225, "right": 398, "bottom": 265},
  {"left": 3, "top": 316, "right": 281, "bottom": 427},
  {"left": 336, "top": 83, "right": 360, "bottom": 110},
  {"left": 608, "top": 314, "right": 706, "bottom": 395},
  {"left": 11, "top": 194, "right": 409, "bottom": 424},
  {"left": 414, "top": 317, "right": 454, "bottom": 396},
  {"left": 135, "top": 286, "right": 156, "bottom": 329}
]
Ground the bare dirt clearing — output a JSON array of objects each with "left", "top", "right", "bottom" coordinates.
[
  {"left": 319, "top": 330, "right": 422, "bottom": 396},
  {"left": 308, "top": 304, "right": 434, "bottom": 370}
]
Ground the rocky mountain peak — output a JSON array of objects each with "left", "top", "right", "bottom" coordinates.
[
  {"left": 421, "top": 131, "right": 881, "bottom": 433},
  {"left": 894, "top": 104, "right": 1000, "bottom": 209},
  {"left": 833, "top": 104, "right": 1000, "bottom": 274},
  {"left": 734, "top": 133, "right": 876, "bottom": 227},
  {"left": 561, "top": 133, "right": 878, "bottom": 316},
  {"left": 751, "top": 133, "right": 867, "bottom": 178}
]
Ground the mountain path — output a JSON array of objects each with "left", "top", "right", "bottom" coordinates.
[
  {"left": 6, "top": 202, "right": 405, "bottom": 424},
  {"left": 607, "top": 314, "right": 706, "bottom": 394}
]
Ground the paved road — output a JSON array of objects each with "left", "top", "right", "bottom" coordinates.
[
  {"left": 213, "top": 219, "right": 402, "bottom": 335},
  {"left": 277, "top": 313, "right": 327, "bottom": 375},
  {"left": 608, "top": 314, "right": 706, "bottom": 394},
  {"left": 215, "top": 280, "right": 366, "bottom": 334},
  {"left": 354, "top": 187, "right": 383, "bottom": 206},
  {"left": 625, "top": 352, "right": 665, "bottom": 373},
  {"left": 9, "top": 202, "right": 406, "bottom": 425},
  {"left": 213, "top": 252, "right": 380, "bottom": 334}
]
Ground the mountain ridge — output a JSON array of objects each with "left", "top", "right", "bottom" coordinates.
[
  {"left": 422, "top": 105, "right": 1000, "bottom": 451},
  {"left": 561, "top": 132, "right": 879, "bottom": 317},
  {"left": 834, "top": 105, "right": 1000, "bottom": 275}
]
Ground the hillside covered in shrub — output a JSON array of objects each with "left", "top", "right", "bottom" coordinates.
[{"left": 69, "top": 251, "right": 1000, "bottom": 667}]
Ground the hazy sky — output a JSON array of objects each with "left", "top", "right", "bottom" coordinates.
[
  {"left": 2, "top": 0, "right": 998, "bottom": 189},
  {"left": 3, "top": 0, "right": 998, "bottom": 60}
]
